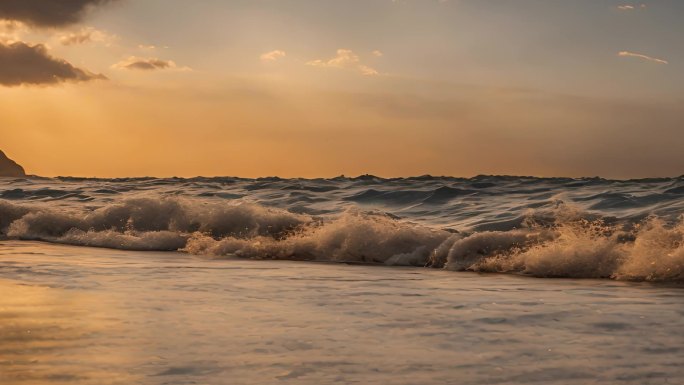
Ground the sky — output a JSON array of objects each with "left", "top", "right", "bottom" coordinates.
[{"left": 0, "top": 0, "right": 682, "bottom": 178}]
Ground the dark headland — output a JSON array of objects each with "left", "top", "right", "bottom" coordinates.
[{"left": 0, "top": 150, "right": 26, "bottom": 177}]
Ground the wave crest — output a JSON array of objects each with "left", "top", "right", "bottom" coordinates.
[
  {"left": 1, "top": 197, "right": 682, "bottom": 282},
  {"left": 445, "top": 216, "right": 684, "bottom": 282},
  {"left": 4, "top": 197, "right": 308, "bottom": 240},
  {"left": 185, "top": 210, "right": 447, "bottom": 265}
]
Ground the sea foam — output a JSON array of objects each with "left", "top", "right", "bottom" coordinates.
[{"left": 1, "top": 176, "right": 683, "bottom": 281}]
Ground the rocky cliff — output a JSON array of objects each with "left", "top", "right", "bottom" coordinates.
[{"left": 0, "top": 150, "right": 26, "bottom": 177}]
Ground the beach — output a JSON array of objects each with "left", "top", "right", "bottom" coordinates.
[
  {"left": 1, "top": 241, "right": 682, "bottom": 385},
  {"left": 3, "top": 1, "right": 684, "bottom": 383}
]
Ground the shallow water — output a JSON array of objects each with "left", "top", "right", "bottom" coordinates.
[
  {"left": 0, "top": 241, "right": 682, "bottom": 384},
  {"left": 1, "top": 175, "right": 683, "bottom": 281}
]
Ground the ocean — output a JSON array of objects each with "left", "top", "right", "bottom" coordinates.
[
  {"left": 1, "top": 175, "right": 683, "bottom": 384},
  {"left": 1, "top": 175, "right": 683, "bottom": 281}
]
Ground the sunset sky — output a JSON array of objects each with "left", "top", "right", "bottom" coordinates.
[{"left": 1, "top": 0, "right": 682, "bottom": 178}]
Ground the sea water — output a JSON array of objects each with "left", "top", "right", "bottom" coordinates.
[
  {"left": 0, "top": 175, "right": 683, "bottom": 384},
  {"left": 1, "top": 175, "right": 683, "bottom": 281},
  {"left": 1, "top": 242, "right": 682, "bottom": 385}
]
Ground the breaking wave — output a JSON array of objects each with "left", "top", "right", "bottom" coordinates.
[{"left": 1, "top": 196, "right": 682, "bottom": 282}]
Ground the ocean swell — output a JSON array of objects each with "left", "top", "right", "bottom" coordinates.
[{"left": 0, "top": 196, "right": 682, "bottom": 282}]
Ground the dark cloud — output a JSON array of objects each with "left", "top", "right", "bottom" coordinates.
[
  {"left": 115, "top": 57, "right": 177, "bottom": 71},
  {"left": 0, "top": 42, "right": 105, "bottom": 86},
  {"left": 0, "top": 0, "right": 116, "bottom": 28}
]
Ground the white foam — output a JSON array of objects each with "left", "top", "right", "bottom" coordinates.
[
  {"left": 1, "top": 194, "right": 682, "bottom": 282},
  {"left": 185, "top": 209, "right": 449, "bottom": 266},
  {"left": 451, "top": 216, "right": 684, "bottom": 282}
]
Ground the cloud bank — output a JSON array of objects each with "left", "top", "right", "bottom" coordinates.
[
  {"left": 0, "top": 0, "right": 116, "bottom": 28},
  {"left": 0, "top": 2, "right": 115, "bottom": 87},
  {"left": 0, "top": 41, "right": 105, "bottom": 86}
]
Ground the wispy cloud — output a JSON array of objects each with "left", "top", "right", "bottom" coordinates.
[
  {"left": 113, "top": 56, "right": 190, "bottom": 71},
  {"left": 58, "top": 27, "right": 116, "bottom": 46},
  {"left": 260, "top": 50, "right": 286, "bottom": 62},
  {"left": 617, "top": 4, "right": 646, "bottom": 11},
  {"left": 358, "top": 65, "right": 379, "bottom": 76},
  {"left": 307, "top": 49, "right": 380, "bottom": 76},
  {"left": 0, "top": 20, "right": 26, "bottom": 42},
  {"left": 618, "top": 51, "right": 668, "bottom": 64},
  {"left": 372, "top": 50, "right": 384, "bottom": 57}
]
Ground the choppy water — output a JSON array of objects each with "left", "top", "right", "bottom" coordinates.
[{"left": 1, "top": 175, "right": 683, "bottom": 281}]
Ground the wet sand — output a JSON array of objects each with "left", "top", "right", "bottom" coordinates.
[{"left": 1, "top": 241, "right": 683, "bottom": 384}]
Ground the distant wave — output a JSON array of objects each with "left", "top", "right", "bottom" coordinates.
[{"left": 1, "top": 195, "right": 682, "bottom": 282}]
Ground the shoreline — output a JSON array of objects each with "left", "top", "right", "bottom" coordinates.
[{"left": 2, "top": 241, "right": 683, "bottom": 384}]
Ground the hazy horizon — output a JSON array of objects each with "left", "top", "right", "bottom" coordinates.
[{"left": 3, "top": 146, "right": 684, "bottom": 181}]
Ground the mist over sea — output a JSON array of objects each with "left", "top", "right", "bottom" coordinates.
[{"left": 1, "top": 174, "right": 683, "bottom": 282}]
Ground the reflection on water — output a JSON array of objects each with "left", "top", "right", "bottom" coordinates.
[
  {"left": 1, "top": 241, "right": 683, "bottom": 384},
  {"left": 0, "top": 281, "right": 136, "bottom": 384}
]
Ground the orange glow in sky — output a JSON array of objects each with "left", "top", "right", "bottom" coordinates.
[{"left": 1, "top": 1, "right": 682, "bottom": 178}]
